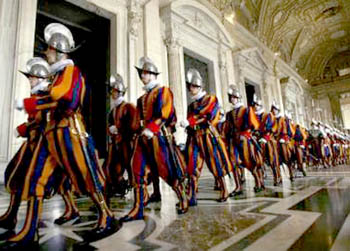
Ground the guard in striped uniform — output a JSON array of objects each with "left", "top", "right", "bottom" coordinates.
[
  {"left": 225, "top": 85, "right": 264, "bottom": 193},
  {"left": 103, "top": 74, "right": 138, "bottom": 203},
  {"left": 253, "top": 97, "right": 281, "bottom": 186},
  {"left": 292, "top": 123, "right": 307, "bottom": 176},
  {"left": 0, "top": 58, "right": 51, "bottom": 236},
  {"left": 275, "top": 106, "right": 295, "bottom": 181},
  {"left": 120, "top": 57, "right": 188, "bottom": 222},
  {"left": 181, "top": 69, "right": 232, "bottom": 205},
  {"left": 2, "top": 23, "right": 121, "bottom": 248}
]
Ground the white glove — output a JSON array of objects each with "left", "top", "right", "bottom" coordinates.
[
  {"left": 279, "top": 139, "right": 285, "bottom": 144},
  {"left": 308, "top": 145, "right": 312, "bottom": 149},
  {"left": 15, "top": 99, "right": 24, "bottom": 111},
  {"left": 180, "top": 120, "right": 189, "bottom": 128},
  {"left": 300, "top": 145, "right": 305, "bottom": 149},
  {"left": 109, "top": 125, "right": 118, "bottom": 135},
  {"left": 14, "top": 128, "right": 20, "bottom": 138},
  {"left": 259, "top": 138, "right": 267, "bottom": 144},
  {"left": 142, "top": 128, "right": 154, "bottom": 139}
]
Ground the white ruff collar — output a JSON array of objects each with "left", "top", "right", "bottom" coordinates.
[
  {"left": 275, "top": 113, "right": 282, "bottom": 118},
  {"left": 233, "top": 102, "right": 243, "bottom": 109},
  {"left": 143, "top": 80, "right": 159, "bottom": 92},
  {"left": 50, "top": 59, "right": 74, "bottom": 74},
  {"left": 31, "top": 80, "right": 50, "bottom": 94},
  {"left": 111, "top": 96, "right": 124, "bottom": 109},
  {"left": 255, "top": 108, "right": 265, "bottom": 115},
  {"left": 191, "top": 90, "right": 206, "bottom": 101}
]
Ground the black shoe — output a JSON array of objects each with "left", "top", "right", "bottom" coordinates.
[
  {"left": 54, "top": 212, "right": 80, "bottom": 225},
  {"left": 229, "top": 190, "right": 243, "bottom": 197},
  {"left": 148, "top": 194, "right": 161, "bottom": 203},
  {"left": 0, "top": 218, "right": 16, "bottom": 230},
  {"left": 120, "top": 215, "right": 144, "bottom": 223},
  {"left": 83, "top": 217, "right": 122, "bottom": 243},
  {"left": 216, "top": 196, "right": 228, "bottom": 202}
]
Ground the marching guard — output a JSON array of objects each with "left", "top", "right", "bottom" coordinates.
[
  {"left": 225, "top": 86, "right": 264, "bottom": 193},
  {"left": 121, "top": 57, "right": 188, "bottom": 222},
  {"left": 2, "top": 23, "right": 121, "bottom": 248},
  {"left": 0, "top": 58, "right": 52, "bottom": 237},
  {"left": 103, "top": 74, "right": 138, "bottom": 202},
  {"left": 252, "top": 96, "right": 281, "bottom": 186},
  {"left": 181, "top": 69, "right": 233, "bottom": 205}
]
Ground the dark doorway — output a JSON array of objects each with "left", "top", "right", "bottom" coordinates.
[
  {"left": 245, "top": 81, "right": 256, "bottom": 107},
  {"left": 35, "top": 0, "right": 110, "bottom": 158}
]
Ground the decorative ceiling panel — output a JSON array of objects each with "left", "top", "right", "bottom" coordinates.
[{"left": 208, "top": 0, "right": 350, "bottom": 85}]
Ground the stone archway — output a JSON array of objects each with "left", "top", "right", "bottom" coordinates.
[{"left": 160, "top": 0, "right": 235, "bottom": 143}]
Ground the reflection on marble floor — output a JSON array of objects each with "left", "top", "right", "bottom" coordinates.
[{"left": 0, "top": 165, "right": 350, "bottom": 251}]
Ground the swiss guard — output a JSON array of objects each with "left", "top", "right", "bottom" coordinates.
[
  {"left": 253, "top": 96, "right": 281, "bottom": 186},
  {"left": 0, "top": 58, "right": 51, "bottom": 238},
  {"left": 103, "top": 74, "right": 138, "bottom": 203},
  {"left": 2, "top": 23, "right": 121, "bottom": 248},
  {"left": 225, "top": 85, "right": 264, "bottom": 193},
  {"left": 274, "top": 104, "right": 295, "bottom": 182},
  {"left": 181, "top": 68, "right": 232, "bottom": 205},
  {"left": 121, "top": 57, "right": 188, "bottom": 222}
]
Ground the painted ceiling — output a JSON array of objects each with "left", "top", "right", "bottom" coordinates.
[{"left": 208, "top": 0, "right": 350, "bottom": 86}]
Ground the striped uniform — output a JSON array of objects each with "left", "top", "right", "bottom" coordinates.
[
  {"left": 226, "top": 105, "right": 262, "bottom": 170},
  {"left": 0, "top": 93, "right": 46, "bottom": 230},
  {"left": 185, "top": 94, "right": 232, "bottom": 204},
  {"left": 8, "top": 64, "right": 112, "bottom": 244},
  {"left": 21, "top": 65, "right": 105, "bottom": 199},
  {"left": 103, "top": 101, "right": 138, "bottom": 195},
  {"left": 276, "top": 116, "right": 295, "bottom": 166},
  {"left": 292, "top": 125, "right": 307, "bottom": 172},
  {"left": 5, "top": 93, "right": 45, "bottom": 196},
  {"left": 258, "top": 112, "right": 281, "bottom": 184},
  {"left": 126, "top": 85, "right": 187, "bottom": 220}
]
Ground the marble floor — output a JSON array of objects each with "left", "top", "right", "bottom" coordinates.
[{"left": 0, "top": 165, "right": 350, "bottom": 251}]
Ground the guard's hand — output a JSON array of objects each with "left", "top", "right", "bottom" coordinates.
[
  {"left": 15, "top": 99, "right": 24, "bottom": 111},
  {"left": 279, "top": 138, "right": 285, "bottom": 144},
  {"left": 259, "top": 138, "right": 267, "bottom": 144},
  {"left": 142, "top": 128, "right": 154, "bottom": 139},
  {"left": 180, "top": 120, "right": 189, "bottom": 128},
  {"left": 300, "top": 145, "right": 305, "bottom": 149},
  {"left": 109, "top": 125, "right": 118, "bottom": 135}
]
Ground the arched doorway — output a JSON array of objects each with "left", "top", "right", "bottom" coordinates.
[{"left": 35, "top": 0, "right": 111, "bottom": 157}]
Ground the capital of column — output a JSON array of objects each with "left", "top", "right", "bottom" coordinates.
[
  {"left": 128, "top": 1, "right": 142, "bottom": 39},
  {"left": 164, "top": 35, "right": 182, "bottom": 53}
]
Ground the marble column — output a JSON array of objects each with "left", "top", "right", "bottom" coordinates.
[
  {"left": 232, "top": 52, "right": 245, "bottom": 101},
  {"left": 143, "top": 0, "right": 164, "bottom": 85},
  {"left": 127, "top": 1, "right": 142, "bottom": 104},
  {"left": 328, "top": 92, "right": 343, "bottom": 127},
  {"left": 0, "top": 0, "right": 37, "bottom": 181},
  {"left": 275, "top": 76, "right": 285, "bottom": 114},
  {"left": 218, "top": 46, "right": 230, "bottom": 110},
  {"left": 0, "top": 0, "right": 19, "bottom": 164},
  {"left": 165, "top": 36, "right": 187, "bottom": 144}
]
